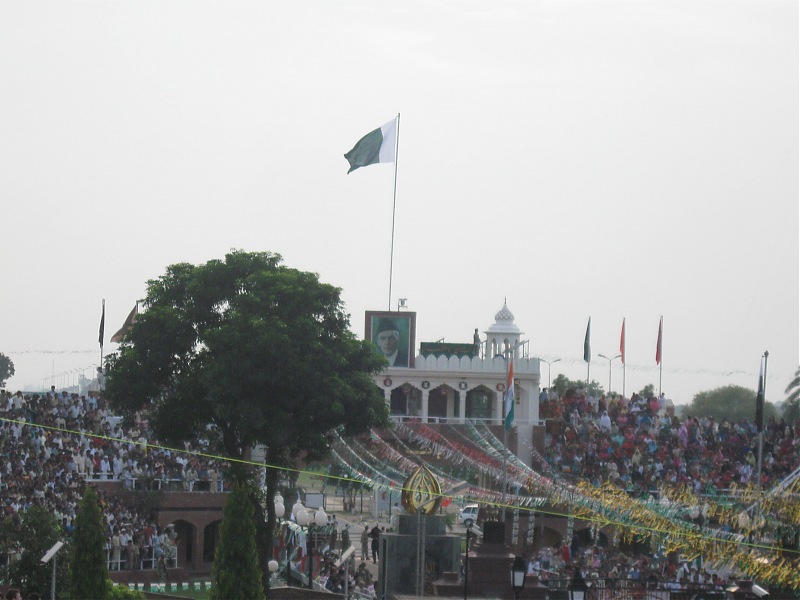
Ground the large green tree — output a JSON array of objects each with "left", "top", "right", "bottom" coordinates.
[
  {"left": 552, "top": 373, "right": 604, "bottom": 399},
  {"left": 0, "top": 352, "right": 15, "bottom": 387},
  {"left": 70, "top": 486, "right": 109, "bottom": 600},
  {"left": 680, "top": 384, "right": 778, "bottom": 423},
  {"left": 0, "top": 505, "right": 66, "bottom": 598},
  {"left": 105, "top": 250, "right": 389, "bottom": 595},
  {"left": 211, "top": 484, "right": 265, "bottom": 600},
  {"left": 783, "top": 366, "right": 800, "bottom": 423}
]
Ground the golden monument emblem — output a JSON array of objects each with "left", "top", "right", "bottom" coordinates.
[{"left": 400, "top": 464, "right": 442, "bottom": 515}]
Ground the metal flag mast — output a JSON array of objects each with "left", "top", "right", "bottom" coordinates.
[
  {"left": 387, "top": 113, "right": 400, "bottom": 311},
  {"left": 755, "top": 350, "right": 768, "bottom": 516},
  {"left": 620, "top": 318, "right": 626, "bottom": 398}
]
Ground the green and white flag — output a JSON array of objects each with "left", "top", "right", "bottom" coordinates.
[{"left": 344, "top": 118, "right": 397, "bottom": 173}]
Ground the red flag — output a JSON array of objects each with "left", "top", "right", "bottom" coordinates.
[
  {"left": 655, "top": 317, "right": 663, "bottom": 365},
  {"left": 619, "top": 318, "right": 626, "bottom": 365}
]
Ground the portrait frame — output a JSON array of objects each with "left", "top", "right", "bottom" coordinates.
[{"left": 365, "top": 310, "right": 416, "bottom": 369}]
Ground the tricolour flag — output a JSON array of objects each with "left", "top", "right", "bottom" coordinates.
[
  {"left": 655, "top": 316, "right": 663, "bottom": 365},
  {"left": 111, "top": 303, "right": 138, "bottom": 343},
  {"left": 504, "top": 358, "right": 515, "bottom": 431},
  {"left": 619, "top": 318, "right": 626, "bottom": 365},
  {"left": 344, "top": 118, "right": 397, "bottom": 173},
  {"left": 583, "top": 318, "right": 591, "bottom": 363},
  {"left": 99, "top": 299, "right": 105, "bottom": 348},
  {"left": 755, "top": 360, "right": 765, "bottom": 432}
]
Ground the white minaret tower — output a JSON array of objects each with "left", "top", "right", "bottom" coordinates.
[{"left": 484, "top": 299, "right": 524, "bottom": 359}]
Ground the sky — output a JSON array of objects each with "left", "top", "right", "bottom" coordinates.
[{"left": 1, "top": 0, "right": 797, "bottom": 407}]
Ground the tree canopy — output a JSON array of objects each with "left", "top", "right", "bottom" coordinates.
[
  {"left": 0, "top": 505, "right": 66, "bottom": 598},
  {"left": 70, "top": 486, "right": 109, "bottom": 600},
  {"left": 783, "top": 366, "right": 800, "bottom": 423},
  {"left": 552, "top": 373, "right": 604, "bottom": 399},
  {"left": 104, "top": 250, "right": 390, "bottom": 593},
  {"left": 0, "top": 352, "right": 15, "bottom": 388},
  {"left": 211, "top": 484, "right": 265, "bottom": 600},
  {"left": 105, "top": 250, "right": 388, "bottom": 463},
  {"left": 680, "top": 384, "right": 778, "bottom": 424}
]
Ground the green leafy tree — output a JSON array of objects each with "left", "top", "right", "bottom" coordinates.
[
  {"left": 107, "top": 579, "right": 145, "bottom": 599},
  {"left": 681, "top": 384, "right": 778, "bottom": 423},
  {"left": 783, "top": 366, "right": 800, "bottom": 423},
  {"left": 0, "top": 505, "right": 66, "bottom": 598},
  {"left": 70, "top": 486, "right": 110, "bottom": 600},
  {"left": 105, "top": 250, "right": 390, "bottom": 595},
  {"left": 0, "top": 352, "right": 15, "bottom": 387},
  {"left": 211, "top": 484, "right": 265, "bottom": 600},
  {"left": 638, "top": 383, "right": 656, "bottom": 399},
  {"left": 552, "top": 373, "right": 604, "bottom": 399}
]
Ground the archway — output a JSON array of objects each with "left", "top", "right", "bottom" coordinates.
[
  {"left": 389, "top": 384, "right": 422, "bottom": 417},
  {"left": 428, "top": 385, "right": 456, "bottom": 419},
  {"left": 203, "top": 520, "right": 221, "bottom": 564},
  {"left": 171, "top": 519, "right": 195, "bottom": 568},
  {"left": 465, "top": 385, "right": 494, "bottom": 420}
]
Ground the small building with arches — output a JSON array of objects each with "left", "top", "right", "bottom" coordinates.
[{"left": 369, "top": 301, "right": 543, "bottom": 465}]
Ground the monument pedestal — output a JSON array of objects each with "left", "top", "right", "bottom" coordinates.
[{"left": 378, "top": 513, "right": 460, "bottom": 598}]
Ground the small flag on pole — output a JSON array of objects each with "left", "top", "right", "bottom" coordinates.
[
  {"left": 111, "top": 303, "right": 138, "bottom": 343},
  {"left": 504, "top": 358, "right": 515, "bottom": 431},
  {"left": 619, "top": 318, "right": 626, "bottom": 364},
  {"left": 755, "top": 360, "right": 765, "bottom": 432},
  {"left": 344, "top": 118, "right": 397, "bottom": 173},
  {"left": 583, "top": 318, "right": 591, "bottom": 363},
  {"left": 99, "top": 300, "right": 105, "bottom": 348},
  {"left": 655, "top": 316, "right": 663, "bottom": 365}
]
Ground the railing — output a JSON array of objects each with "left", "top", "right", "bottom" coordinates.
[
  {"left": 105, "top": 546, "right": 177, "bottom": 572},
  {"left": 389, "top": 415, "right": 547, "bottom": 427},
  {"left": 543, "top": 578, "right": 726, "bottom": 600},
  {"left": 85, "top": 475, "right": 225, "bottom": 492}
]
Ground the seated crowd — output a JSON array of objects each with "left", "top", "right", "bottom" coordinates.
[
  {"left": 538, "top": 389, "right": 799, "bottom": 494},
  {"left": 0, "top": 389, "right": 226, "bottom": 572},
  {"left": 1, "top": 385, "right": 798, "bottom": 584}
]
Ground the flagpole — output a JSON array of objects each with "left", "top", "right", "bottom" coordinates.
[
  {"left": 756, "top": 350, "right": 769, "bottom": 516},
  {"left": 621, "top": 319, "right": 626, "bottom": 398},
  {"left": 502, "top": 349, "right": 510, "bottom": 523},
  {"left": 387, "top": 113, "right": 400, "bottom": 311},
  {"left": 622, "top": 365, "right": 626, "bottom": 398}
]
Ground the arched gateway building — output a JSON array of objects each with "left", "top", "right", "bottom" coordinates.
[{"left": 367, "top": 301, "right": 543, "bottom": 465}]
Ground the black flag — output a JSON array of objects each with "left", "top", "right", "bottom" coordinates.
[{"left": 99, "top": 300, "right": 105, "bottom": 348}]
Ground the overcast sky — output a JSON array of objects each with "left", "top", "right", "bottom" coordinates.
[{"left": 1, "top": 0, "right": 797, "bottom": 406}]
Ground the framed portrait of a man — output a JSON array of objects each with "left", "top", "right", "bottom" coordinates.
[{"left": 365, "top": 311, "right": 416, "bottom": 369}]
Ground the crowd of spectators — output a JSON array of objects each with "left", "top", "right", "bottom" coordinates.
[
  {"left": 538, "top": 389, "right": 800, "bottom": 494},
  {"left": 0, "top": 388, "right": 227, "bottom": 572},
  {"left": 526, "top": 541, "right": 735, "bottom": 592},
  {"left": 2, "top": 384, "right": 799, "bottom": 590}
]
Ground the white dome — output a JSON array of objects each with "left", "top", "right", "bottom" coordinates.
[{"left": 486, "top": 300, "right": 522, "bottom": 335}]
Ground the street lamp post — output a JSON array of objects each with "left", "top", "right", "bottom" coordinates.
[
  {"left": 510, "top": 555, "right": 526, "bottom": 600},
  {"left": 539, "top": 358, "right": 561, "bottom": 390},
  {"left": 273, "top": 495, "right": 292, "bottom": 586},
  {"left": 463, "top": 525, "right": 475, "bottom": 600},
  {"left": 295, "top": 503, "right": 328, "bottom": 589},
  {"left": 597, "top": 354, "right": 622, "bottom": 395}
]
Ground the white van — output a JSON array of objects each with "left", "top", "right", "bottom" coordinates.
[{"left": 459, "top": 504, "right": 479, "bottom": 527}]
